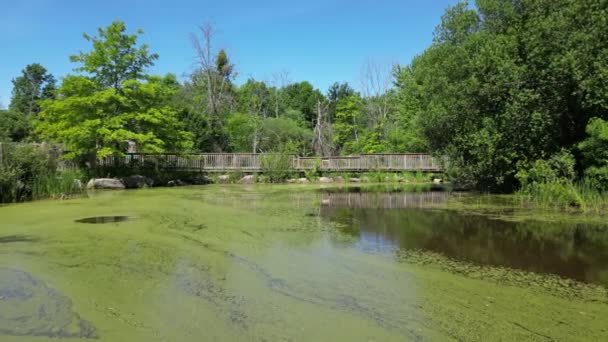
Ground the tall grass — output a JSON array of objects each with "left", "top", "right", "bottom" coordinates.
[
  {"left": 516, "top": 178, "right": 608, "bottom": 213},
  {"left": 32, "top": 170, "right": 85, "bottom": 200}
]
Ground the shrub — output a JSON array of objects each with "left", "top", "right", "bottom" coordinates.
[
  {"left": 515, "top": 149, "right": 575, "bottom": 190},
  {"left": 0, "top": 144, "right": 81, "bottom": 203},
  {"left": 584, "top": 166, "right": 608, "bottom": 191},
  {"left": 260, "top": 154, "right": 294, "bottom": 183}
]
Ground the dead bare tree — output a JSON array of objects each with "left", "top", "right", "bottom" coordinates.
[
  {"left": 312, "top": 99, "right": 334, "bottom": 156},
  {"left": 270, "top": 70, "right": 291, "bottom": 118},
  {"left": 190, "top": 23, "right": 233, "bottom": 116},
  {"left": 189, "top": 23, "right": 235, "bottom": 151},
  {"left": 359, "top": 59, "right": 396, "bottom": 128}
]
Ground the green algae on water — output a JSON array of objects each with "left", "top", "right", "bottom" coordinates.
[{"left": 0, "top": 185, "right": 607, "bottom": 341}]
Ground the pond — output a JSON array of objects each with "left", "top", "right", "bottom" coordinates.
[{"left": 0, "top": 185, "right": 607, "bottom": 341}]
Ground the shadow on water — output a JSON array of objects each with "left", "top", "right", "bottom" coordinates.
[
  {"left": 0, "top": 235, "right": 39, "bottom": 244},
  {"left": 0, "top": 268, "right": 97, "bottom": 338},
  {"left": 75, "top": 216, "right": 130, "bottom": 224},
  {"left": 320, "top": 191, "right": 608, "bottom": 287}
]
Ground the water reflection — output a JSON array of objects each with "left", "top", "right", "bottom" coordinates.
[
  {"left": 321, "top": 192, "right": 608, "bottom": 286},
  {"left": 320, "top": 190, "right": 450, "bottom": 209}
]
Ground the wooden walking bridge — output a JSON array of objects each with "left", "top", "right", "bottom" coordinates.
[{"left": 99, "top": 153, "right": 442, "bottom": 172}]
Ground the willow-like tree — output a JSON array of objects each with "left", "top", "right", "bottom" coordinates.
[{"left": 37, "top": 21, "right": 192, "bottom": 162}]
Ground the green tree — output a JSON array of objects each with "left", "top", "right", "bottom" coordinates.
[
  {"left": 37, "top": 22, "right": 192, "bottom": 161},
  {"left": 326, "top": 82, "right": 355, "bottom": 122},
  {"left": 259, "top": 117, "right": 313, "bottom": 154},
  {"left": 7, "top": 63, "right": 56, "bottom": 141},
  {"left": 282, "top": 81, "right": 324, "bottom": 127},
  {"left": 0, "top": 109, "right": 28, "bottom": 142},
  {"left": 70, "top": 21, "right": 158, "bottom": 91},
  {"left": 333, "top": 95, "right": 363, "bottom": 154},
  {"left": 396, "top": 0, "right": 608, "bottom": 191},
  {"left": 226, "top": 112, "right": 259, "bottom": 152}
]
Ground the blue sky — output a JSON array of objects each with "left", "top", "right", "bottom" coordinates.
[{"left": 0, "top": 0, "right": 459, "bottom": 108}]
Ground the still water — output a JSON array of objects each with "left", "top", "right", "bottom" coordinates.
[{"left": 0, "top": 185, "right": 607, "bottom": 341}]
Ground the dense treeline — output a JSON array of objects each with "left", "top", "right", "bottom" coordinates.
[
  {"left": 401, "top": 0, "right": 608, "bottom": 192},
  {"left": 2, "top": 0, "right": 608, "bottom": 198}
]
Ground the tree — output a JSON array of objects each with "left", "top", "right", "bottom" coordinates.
[
  {"left": 37, "top": 21, "right": 192, "bottom": 162},
  {"left": 333, "top": 95, "right": 363, "bottom": 154},
  {"left": 188, "top": 23, "right": 236, "bottom": 151},
  {"left": 8, "top": 63, "right": 56, "bottom": 141},
  {"left": 0, "top": 109, "right": 28, "bottom": 142},
  {"left": 326, "top": 82, "right": 355, "bottom": 122},
  {"left": 395, "top": 0, "right": 608, "bottom": 191},
  {"left": 282, "top": 81, "right": 324, "bottom": 127},
  {"left": 579, "top": 118, "right": 608, "bottom": 169},
  {"left": 70, "top": 21, "right": 158, "bottom": 91}
]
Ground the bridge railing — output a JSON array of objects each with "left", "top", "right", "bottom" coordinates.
[
  {"left": 99, "top": 153, "right": 268, "bottom": 171},
  {"left": 99, "top": 153, "right": 442, "bottom": 172},
  {"left": 293, "top": 154, "right": 441, "bottom": 171}
]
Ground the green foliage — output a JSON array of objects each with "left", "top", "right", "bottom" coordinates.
[
  {"left": 397, "top": 0, "right": 608, "bottom": 192},
  {"left": 333, "top": 95, "right": 363, "bottom": 154},
  {"left": 584, "top": 166, "right": 608, "bottom": 192},
  {"left": 37, "top": 22, "right": 192, "bottom": 160},
  {"left": 282, "top": 82, "right": 324, "bottom": 127},
  {"left": 515, "top": 151, "right": 584, "bottom": 209},
  {"left": 260, "top": 141, "right": 297, "bottom": 182},
  {"left": 70, "top": 21, "right": 158, "bottom": 90},
  {"left": 516, "top": 150, "right": 576, "bottom": 190},
  {"left": 260, "top": 154, "right": 294, "bottom": 183},
  {"left": 37, "top": 75, "right": 193, "bottom": 160},
  {"left": 6, "top": 63, "right": 56, "bottom": 141},
  {"left": 579, "top": 117, "right": 608, "bottom": 168},
  {"left": 259, "top": 117, "right": 312, "bottom": 154},
  {"left": 304, "top": 158, "right": 321, "bottom": 181},
  {"left": 226, "top": 112, "right": 258, "bottom": 152},
  {"left": 32, "top": 170, "right": 85, "bottom": 200},
  {"left": 0, "top": 144, "right": 79, "bottom": 203},
  {"left": 0, "top": 109, "right": 28, "bottom": 142}
]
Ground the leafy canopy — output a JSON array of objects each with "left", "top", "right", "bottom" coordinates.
[{"left": 37, "top": 21, "right": 191, "bottom": 160}]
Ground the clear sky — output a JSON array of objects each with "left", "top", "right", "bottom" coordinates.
[{"left": 0, "top": 0, "right": 460, "bottom": 108}]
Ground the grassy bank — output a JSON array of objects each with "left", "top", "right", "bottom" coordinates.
[{"left": 515, "top": 180, "right": 608, "bottom": 214}]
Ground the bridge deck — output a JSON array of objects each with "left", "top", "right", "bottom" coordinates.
[{"left": 99, "top": 153, "right": 441, "bottom": 172}]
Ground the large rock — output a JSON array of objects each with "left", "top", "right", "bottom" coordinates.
[
  {"left": 333, "top": 176, "right": 345, "bottom": 183},
  {"left": 218, "top": 175, "right": 230, "bottom": 184},
  {"left": 86, "top": 178, "right": 125, "bottom": 190},
  {"left": 238, "top": 175, "right": 255, "bottom": 184},
  {"left": 349, "top": 178, "right": 361, "bottom": 183},
  {"left": 167, "top": 179, "right": 190, "bottom": 187},
  {"left": 297, "top": 178, "right": 310, "bottom": 184},
  {"left": 121, "top": 175, "right": 153, "bottom": 189},
  {"left": 318, "top": 177, "right": 333, "bottom": 183}
]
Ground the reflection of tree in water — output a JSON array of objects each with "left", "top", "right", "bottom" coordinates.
[
  {"left": 0, "top": 268, "right": 97, "bottom": 339},
  {"left": 321, "top": 204, "right": 608, "bottom": 286}
]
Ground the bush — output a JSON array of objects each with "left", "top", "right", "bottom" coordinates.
[
  {"left": 260, "top": 154, "right": 294, "bottom": 183},
  {"left": 0, "top": 144, "right": 81, "bottom": 203},
  {"left": 515, "top": 150, "right": 575, "bottom": 190},
  {"left": 584, "top": 166, "right": 608, "bottom": 191}
]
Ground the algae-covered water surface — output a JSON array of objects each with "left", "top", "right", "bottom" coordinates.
[{"left": 1, "top": 185, "right": 607, "bottom": 341}]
